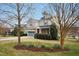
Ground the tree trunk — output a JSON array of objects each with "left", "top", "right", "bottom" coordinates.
[
  {"left": 17, "top": 23, "right": 21, "bottom": 45},
  {"left": 60, "top": 31, "right": 64, "bottom": 49},
  {"left": 16, "top": 3, "right": 21, "bottom": 45}
]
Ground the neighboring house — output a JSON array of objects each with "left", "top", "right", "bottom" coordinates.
[
  {"left": 0, "top": 25, "right": 13, "bottom": 36},
  {"left": 4, "top": 28, "right": 13, "bottom": 35},
  {"left": 67, "top": 26, "right": 79, "bottom": 38}
]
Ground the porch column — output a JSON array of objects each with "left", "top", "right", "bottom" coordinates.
[
  {"left": 39, "top": 28, "right": 41, "bottom": 34},
  {"left": 35, "top": 28, "right": 37, "bottom": 33},
  {"left": 49, "top": 28, "right": 50, "bottom": 35}
]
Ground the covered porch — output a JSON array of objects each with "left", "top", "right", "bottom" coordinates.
[{"left": 36, "top": 25, "right": 50, "bottom": 34}]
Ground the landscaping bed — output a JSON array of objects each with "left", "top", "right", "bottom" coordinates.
[{"left": 14, "top": 45, "right": 69, "bottom": 52}]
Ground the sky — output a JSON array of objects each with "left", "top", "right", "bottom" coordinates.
[
  {"left": 31, "top": 4, "right": 47, "bottom": 19},
  {"left": 0, "top": 3, "right": 79, "bottom": 28},
  {"left": 0, "top": 3, "right": 49, "bottom": 27},
  {"left": 0, "top": 3, "right": 49, "bottom": 24}
]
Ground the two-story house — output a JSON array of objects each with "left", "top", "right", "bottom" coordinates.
[
  {"left": 26, "top": 11, "right": 59, "bottom": 36},
  {"left": 36, "top": 11, "right": 59, "bottom": 35}
]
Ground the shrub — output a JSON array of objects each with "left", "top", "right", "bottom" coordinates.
[
  {"left": 53, "top": 44, "right": 61, "bottom": 49},
  {"left": 41, "top": 45, "right": 51, "bottom": 49},
  {"left": 27, "top": 44, "right": 35, "bottom": 48},
  {"left": 11, "top": 26, "right": 26, "bottom": 36},
  {"left": 20, "top": 31, "right": 24, "bottom": 36},
  {"left": 34, "top": 33, "right": 51, "bottom": 40},
  {"left": 22, "top": 33, "right": 27, "bottom": 36},
  {"left": 41, "top": 45, "right": 46, "bottom": 48},
  {"left": 11, "top": 30, "right": 24, "bottom": 36},
  {"left": 50, "top": 24, "right": 58, "bottom": 40}
]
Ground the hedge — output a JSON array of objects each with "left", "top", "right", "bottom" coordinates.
[{"left": 34, "top": 33, "right": 51, "bottom": 40}]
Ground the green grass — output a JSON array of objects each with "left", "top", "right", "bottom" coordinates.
[
  {"left": 0, "top": 38, "right": 79, "bottom": 56},
  {"left": 0, "top": 35, "right": 16, "bottom": 37}
]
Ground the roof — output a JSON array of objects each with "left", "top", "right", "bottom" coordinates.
[{"left": 37, "top": 25, "right": 51, "bottom": 29}]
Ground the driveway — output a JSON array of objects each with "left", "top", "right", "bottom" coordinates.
[{"left": 0, "top": 36, "right": 34, "bottom": 41}]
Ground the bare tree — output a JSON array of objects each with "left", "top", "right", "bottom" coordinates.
[
  {"left": 0, "top": 3, "right": 32, "bottom": 45},
  {"left": 49, "top": 3, "right": 79, "bottom": 49}
]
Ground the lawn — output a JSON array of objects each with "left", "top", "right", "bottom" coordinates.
[{"left": 0, "top": 38, "right": 79, "bottom": 56}]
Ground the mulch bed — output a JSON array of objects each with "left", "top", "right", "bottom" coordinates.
[{"left": 14, "top": 45, "right": 70, "bottom": 52}]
